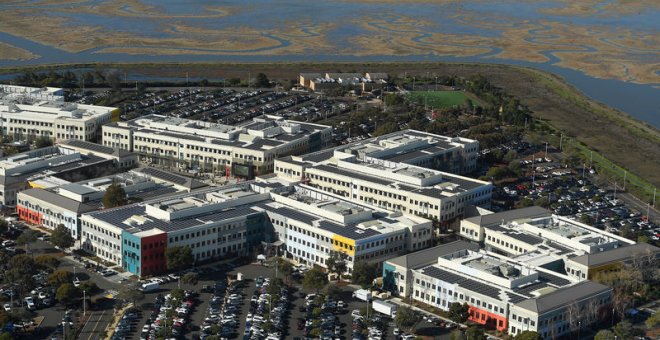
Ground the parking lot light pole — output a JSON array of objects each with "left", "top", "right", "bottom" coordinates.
[{"left": 83, "top": 290, "right": 86, "bottom": 316}]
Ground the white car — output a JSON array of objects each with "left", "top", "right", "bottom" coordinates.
[
  {"left": 3, "top": 303, "right": 10, "bottom": 312},
  {"left": 351, "top": 310, "right": 362, "bottom": 318}
]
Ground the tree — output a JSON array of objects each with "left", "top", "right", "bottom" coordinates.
[
  {"left": 102, "top": 182, "right": 127, "bottom": 208},
  {"left": 516, "top": 197, "right": 534, "bottom": 208},
  {"left": 384, "top": 94, "right": 404, "bottom": 107},
  {"left": 594, "top": 330, "right": 616, "bottom": 340},
  {"left": 34, "top": 254, "right": 60, "bottom": 270},
  {"left": 613, "top": 320, "right": 637, "bottom": 340},
  {"left": 181, "top": 272, "right": 199, "bottom": 286},
  {"left": 394, "top": 306, "right": 417, "bottom": 332},
  {"left": 277, "top": 260, "right": 293, "bottom": 281},
  {"left": 2, "top": 146, "right": 18, "bottom": 156},
  {"left": 450, "top": 329, "right": 466, "bottom": 340},
  {"left": 228, "top": 78, "right": 241, "bottom": 86},
  {"left": 579, "top": 214, "right": 593, "bottom": 225},
  {"left": 78, "top": 281, "right": 99, "bottom": 295},
  {"left": 169, "top": 288, "right": 184, "bottom": 302},
  {"left": 646, "top": 309, "right": 660, "bottom": 328},
  {"left": 464, "top": 325, "right": 486, "bottom": 340},
  {"left": 448, "top": 302, "right": 470, "bottom": 323},
  {"left": 326, "top": 251, "right": 348, "bottom": 282},
  {"left": 352, "top": 261, "right": 379, "bottom": 287},
  {"left": 324, "top": 285, "right": 342, "bottom": 300},
  {"left": 48, "top": 270, "right": 73, "bottom": 287},
  {"left": 302, "top": 267, "right": 328, "bottom": 292},
  {"left": 55, "top": 283, "right": 78, "bottom": 306},
  {"left": 165, "top": 246, "right": 193, "bottom": 271},
  {"left": 116, "top": 284, "right": 145, "bottom": 306},
  {"left": 16, "top": 229, "right": 39, "bottom": 246},
  {"left": 373, "top": 121, "right": 399, "bottom": 137},
  {"left": 51, "top": 224, "right": 75, "bottom": 249},
  {"left": 4, "top": 255, "right": 37, "bottom": 295},
  {"left": 514, "top": 331, "right": 542, "bottom": 340},
  {"left": 0, "top": 219, "right": 8, "bottom": 235},
  {"left": 255, "top": 73, "right": 271, "bottom": 88},
  {"left": 34, "top": 136, "right": 53, "bottom": 148}
]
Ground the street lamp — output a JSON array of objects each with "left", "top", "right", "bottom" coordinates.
[{"left": 577, "top": 321, "right": 581, "bottom": 339}]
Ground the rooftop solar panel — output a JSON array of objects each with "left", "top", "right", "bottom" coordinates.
[
  {"left": 140, "top": 167, "right": 188, "bottom": 185},
  {"left": 64, "top": 139, "right": 115, "bottom": 154},
  {"left": 318, "top": 220, "right": 380, "bottom": 240}
]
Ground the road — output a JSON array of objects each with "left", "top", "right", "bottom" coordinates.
[
  {"left": 618, "top": 192, "right": 659, "bottom": 224},
  {"left": 24, "top": 238, "right": 122, "bottom": 339},
  {"left": 79, "top": 310, "right": 111, "bottom": 340}
]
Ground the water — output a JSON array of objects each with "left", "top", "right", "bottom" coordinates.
[{"left": 0, "top": 0, "right": 657, "bottom": 127}]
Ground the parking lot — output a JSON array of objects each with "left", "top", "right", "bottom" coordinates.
[
  {"left": 83, "top": 86, "right": 351, "bottom": 126},
  {"left": 485, "top": 144, "right": 659, "bottom": 246},
  {"left": 121, "top": 257, "right": 457, "bottom": 340},
  {"left": 0, "top": 224, "right": 124, "bottom": 340}
]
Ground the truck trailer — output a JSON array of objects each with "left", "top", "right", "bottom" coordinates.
[{"left": 372, "top": 299, "right": 397, "bottom": 317}]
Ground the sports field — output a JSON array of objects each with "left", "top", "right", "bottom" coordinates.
[{"left": 406, "top": 90, "right": 472, "bottom": 108}]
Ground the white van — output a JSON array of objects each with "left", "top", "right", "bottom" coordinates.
[{"left": 139, "top": 282, "right": 159, "bottom": 293}]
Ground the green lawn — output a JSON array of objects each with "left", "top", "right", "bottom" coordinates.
[{"left": 406, "top": 90, "right": 472, "bottom": 109}]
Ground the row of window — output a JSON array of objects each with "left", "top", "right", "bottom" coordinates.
[{"left": 487, "top": 234, "right": 530, "bottom": 254}]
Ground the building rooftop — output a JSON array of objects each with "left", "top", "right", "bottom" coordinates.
[
  {"left": 60, "top": 139, "right": 135, "bottom": 158},
  {"left": 568, "top": 243, "right": 660, "bottom": 267},
  {"left": 387, "top": 240, "right": 479, "bottom": 268},
  {"left": 19, "top": 168, "right": 191, "bottom": 213},
  {"left": 109, "top": 114, "right": 329, "bottom": 152},
  {"left": 0, "top": 95, "right": 114, "bottom": 122},
  {"left": 514, "top": 281, "right": 612, "bottom": 314},
  {"left": 83, "top": 182, "right": 426, "bottom": 240},
  {"left": 464, "top": 206, "right": 551, "bottom": 226}
]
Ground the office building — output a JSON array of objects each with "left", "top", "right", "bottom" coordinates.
[
  {"left": 273, "top": 130, "right": 491, "bottom": 225},
  {"left": 459, "top": 207, "right": 639, "bottom": 280},
  {"left": 0, "top": 143, "right": 132, "bottom": 207},
  {"left": 78, "top": 179, "right": 432, "bottom": 277},
  {"left": 299, "top": 72, "right": 388, "bottom": 92},
  {"left": 16, "top": 167, "right": 206, "bottom": 239},
  {"left": 0, "top": 85, "right": 117, "bottom": 142},
  {"left": 383, "top": 242, "right": 612, "bottom": 338},
  {"left": 101, "top": 114, "right": 331, "bottom": 178}
]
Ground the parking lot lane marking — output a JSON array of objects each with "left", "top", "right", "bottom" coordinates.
[
  {"left": 88, "top": 310, "right": 106, "bottom": 340},
  {"left": 81, "top": 311, "right": 94, "bottom": 335}
]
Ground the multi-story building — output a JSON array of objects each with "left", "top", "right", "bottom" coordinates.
[
  {"left": 508, "top": 281, "right": 612, "bottom": 339},
  {"left": 339, "top": 130, "right": 479, "bottom": 174},
  {"left": 299, "top": 72, "right": 388, "bottom": 92},
  {"left": 273, "top": 131, "right": 491, "bottom": 225},
  {"left": 263, "top": 184, "right": 433, "bottom": 269},
  {"left": 16, "top": 167, "right": 206, "bottom": 239},
  {"left": 0, "top": 85, "right": 117, "bottom": 142},
  {"left": 101, "top": 114, "right": 331, "bottom": 178},
  {"left": 383, "top": 242, "right": 612, "bottom": 338},
  {"left": 0, "top": 143, "right": 133, "bottom": 207},
  {"left": 565, "top": 242, "right": 659, "bottom": 280},
  {"left": 78, "top": 178, "right": 432, "bottom": 277},
  {"left": 0, "top": 84, "right": 64, "bottom": 102},
  {"left": 459, "top": 207, "right": 637, "bottom": 280},
  {"left": 382, "top": 240, "right": 480, "bottom": 298}
]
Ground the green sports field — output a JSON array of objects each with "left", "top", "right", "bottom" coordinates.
[{"left": 406, "top": 90, "right": 472, "bottom": 108}]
